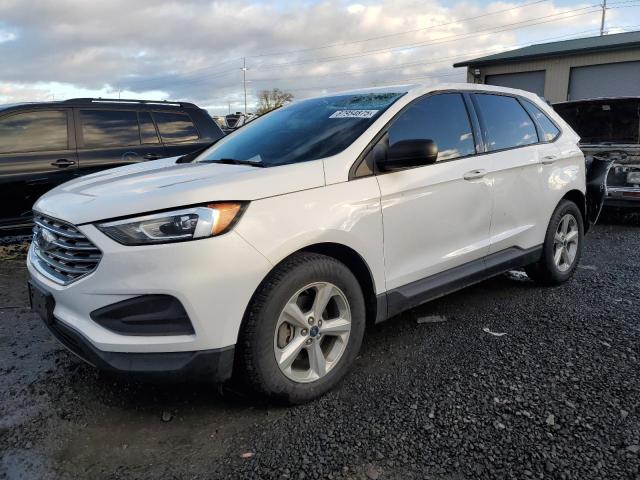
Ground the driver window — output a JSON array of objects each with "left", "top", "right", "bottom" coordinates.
[{"left": 387, "top": 93, "right": 476, "bottom": 162}]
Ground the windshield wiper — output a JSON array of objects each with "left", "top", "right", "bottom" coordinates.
[
  {"left": 204, "top": 158, "right": 266, "bottom": 167},
  {"left": 176, "top": 143, "right": 213, "bottom": 163}
]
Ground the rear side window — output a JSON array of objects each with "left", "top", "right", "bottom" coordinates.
[
  {"left": 153, "top": 112, "right": 199, "bottom": 143},
  {"left": 80, "top": 110, "right": 140, "bottom": 148},
  {"left": 474, "top": 94, "right": 538, "bottom": 151},
  {"left": 0, "top": 110, "right": 68, "bottom": 153},
  {"left": 387, "top": 93, "right": 476, "bottom": 161},
  {"left": 521, "top": 100, "right": 560, "bottom": 142},
  {"left": 138, "top": 112, "right": 159, "bottom": 144}
]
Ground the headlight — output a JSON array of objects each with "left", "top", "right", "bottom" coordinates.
[{"left": 96, "top": 203, "right": 246, "bottom": 245}]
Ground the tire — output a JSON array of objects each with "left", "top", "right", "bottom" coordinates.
[
  {"left": 525, "top": 199, "right": 584, "bottom": 285},
  {"left": 236, "top": 252, "right": 366, "bottom": 404}
]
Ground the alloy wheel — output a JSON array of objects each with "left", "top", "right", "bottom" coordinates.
[
  {"left": 553, "top": 213, "right": 579, "bottom": 272},
  {"left": 273, "top": 282, "right": 351, "bottom": 383}
]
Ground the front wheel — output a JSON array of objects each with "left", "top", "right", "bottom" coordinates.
[
  {"left": 237, "top": 252, "right": 366, "bottom": 404},
  {"left": 525, "top": 199, "right": 584, "bottom": 285}
]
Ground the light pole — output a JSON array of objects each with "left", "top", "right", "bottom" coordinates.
[{"left": 242, "top": 57, "right": 248, "bottom": 115}]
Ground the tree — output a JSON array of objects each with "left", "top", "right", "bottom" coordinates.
[{"left": 256, "top": 88, "right": 294, "bottom": 115}]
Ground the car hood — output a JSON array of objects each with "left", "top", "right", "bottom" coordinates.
[
  {"left": 34, "top": 157, "right": 326, "bottom": 225},
  {"left": 554, "top": 98, "right": 640, "bottom": 146}
]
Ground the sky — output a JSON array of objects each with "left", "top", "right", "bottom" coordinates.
[{"left": 0, "top": 0, "right": 639, "bottom": 115}]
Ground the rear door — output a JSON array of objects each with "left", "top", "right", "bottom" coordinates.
[
  {"left": 153, "top": 111, "right": 211, "bottom": 158},
  {"left": 0, "top": 109, "right": 77, "bottom": 229},
  {"left": 75, "top": 109, "right": 167, "bottom": 177},
  {"left": 471, "top": 93, "right": 547, "bottom": 255}
]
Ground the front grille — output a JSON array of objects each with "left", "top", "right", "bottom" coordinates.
[{"left": 30, "top": 214, "right": 102, "bottom": 285}]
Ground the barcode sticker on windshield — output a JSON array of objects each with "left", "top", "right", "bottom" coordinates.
[{"left": 330, "top": 110, "right": 379, "bottom": 119}]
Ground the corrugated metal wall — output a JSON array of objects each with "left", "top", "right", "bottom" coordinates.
[
  {"left": 485, "top": 71, "right": 546, "bottom": 96},
  {"left": 568, "top": 61, "right": 640, "bottom": 99},
  {"left": 465, "top": 48, "right": 640, "bottom": 103}
]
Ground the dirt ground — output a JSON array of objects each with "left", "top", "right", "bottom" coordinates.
[{"left": 1, "top": 212, "right": 639, "bottom": 480}]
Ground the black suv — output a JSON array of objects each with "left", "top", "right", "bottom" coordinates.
[
  {"left": 554, "top": 97, "right": 640, "bottom": 209},
  {"left": 0, "top": 98, "right": 224, "bottom": 232}
]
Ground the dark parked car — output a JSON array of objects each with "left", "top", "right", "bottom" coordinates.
[
  {"left": 554, "top": 97, "right": 640, "bottom": 208},
  {"left": 0, "top": 98, "right": 224, "bottom": 232}
]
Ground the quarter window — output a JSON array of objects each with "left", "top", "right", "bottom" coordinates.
[
  {"left": 80, "top": 110, "right": 140, "bottom": 148},
  {"left": 521, "top": 100, "right": 560, "bottom": 142},
  {"left": 387, "top": 93, "right": 476, "bottom": 162},
  {"left": 474, "top": 94, "right": 538, "bottom": 151},
  {"left": 153, "top": 112, "right": 199, "bottom": 143},
  {"left": 0, "top": 110, "right": 68, "bottom": 154}
]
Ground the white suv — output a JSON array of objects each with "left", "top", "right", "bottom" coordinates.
[{"left": 27, "top": 84, "right": 602, "bottom": 403}]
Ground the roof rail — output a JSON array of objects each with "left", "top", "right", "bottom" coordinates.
[{"left": 62, "top": 98, "right": 198, "bottom": 108}]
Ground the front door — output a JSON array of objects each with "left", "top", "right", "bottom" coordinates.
[
  {"left": 0, "top": 109, "right": 77, "bottom": 230},
  {"left": 376, "top": 93, "right": 492, "bottom": 298}
]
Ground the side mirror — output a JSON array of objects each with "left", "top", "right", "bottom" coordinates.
[{"left": 377, "top": 139, "right": 438, "bottom": 171}]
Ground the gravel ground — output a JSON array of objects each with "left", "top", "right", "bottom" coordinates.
[{"left": 1, "top": 212, "right": 639, "bottom": 480}]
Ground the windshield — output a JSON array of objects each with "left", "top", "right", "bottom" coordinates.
[
  {"left": 197, "top": 92, "right": 405, "bottom": 166},
  {"left": 554, "top": 99, "right": 640, "bottom": 145}
]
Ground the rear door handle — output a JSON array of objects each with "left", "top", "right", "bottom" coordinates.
[
  {"left": 542, "top": 155, "right": 558, "bottom": 165},
  {"left": 143, "top": 153, "right": 162, "bottom": 160},
  {"left": 463, "top": 169, "right": 487, "bottom": 180},
  {"left": 50, "top": 158, "right": 76, "bottom": 168}
]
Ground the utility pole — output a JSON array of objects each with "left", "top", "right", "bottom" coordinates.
[
  {"left": 242, "top": 57, "right": 248, "bottom": 115},
  {"left": 600, "top": 0, "right": 607, "bottom": 36},
  {"left": 228, "top": 102, "right": 231, "bottom": 114}
]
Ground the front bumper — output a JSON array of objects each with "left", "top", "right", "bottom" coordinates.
[
  {"left": 27, "top": 223, "right": 273, "bottom": 358},
  {"left": 42, "top": 312, "right": 235, "bottom": 381}
]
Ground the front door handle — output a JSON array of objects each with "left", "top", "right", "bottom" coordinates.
[
  {"left": 143, "top": 153, "right": 162, "bottom": 160},
  {"left": 542, "top": 155, "right": 558, "bottom": 165},
  {"left": 50, "top": 158, "right": 76, "bottom": 168},
  {"left": 463, "top": 169, "right": 487, "bottom": 180}
]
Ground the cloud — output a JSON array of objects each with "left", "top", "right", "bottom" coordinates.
[{"left": 0, "top": 0, "right": 630, "bottom": 113}]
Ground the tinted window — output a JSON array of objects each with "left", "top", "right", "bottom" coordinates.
[
  {"left": 153, "top": 112, "right": 199, "bottom": 143},
  {"left": 81, "top": 110, "right": 140, "bottom": 148},
  {"left": 138, "top": 112, "right": 159, "bottom": 144},
  {"left": 474, "top": 94, "right": 538, "bottom": 151},
  {"left": 0, "top": 110, "right": 68, "bottom": 154},
  {"left": 522, "top": 100, "right": 560, "bottom": 142},
  {"left": 388, "top": 93, "right": 475, "bottom": 161},
  {"left": 198, "top": 92, "right": 405, "bottom": 166}
]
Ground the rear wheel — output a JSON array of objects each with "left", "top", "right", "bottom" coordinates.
[
  {"left": 237, "top": 252, "right": 365, "bottom": 404},
  {"left": 525, "top": 200, "right": 583, "bottom": 285}
]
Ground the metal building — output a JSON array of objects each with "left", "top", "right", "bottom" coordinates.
[{"left": 453, "top": 31, "right": 640, "bottom": 103}]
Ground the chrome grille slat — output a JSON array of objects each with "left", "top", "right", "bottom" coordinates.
[
  {"left": 30, "top": 214, "right": 102, "bottom": 285},
  {"left": 34, "top": 218, "right": 84, "bottom": 239},
  {"left": 34, "top": 248, "right": 94, "bottom": 274},
  {"left": 39, "top": 247, "right": 101, "bottom": 264},
  {"left": 51, "top": 237, "right": 100, "bottom": 251}
]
